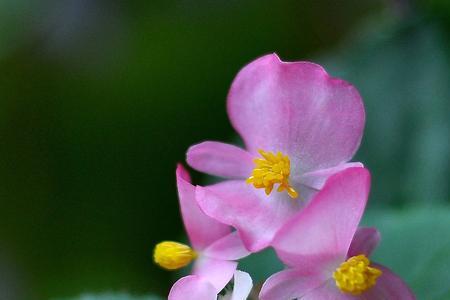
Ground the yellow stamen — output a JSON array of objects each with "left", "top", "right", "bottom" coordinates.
[
  {"left": 153, "top": 241, "right": 197, "bottom": 270},
  {"left": 333, "top": 254, "right": 382, "bottom": 295},
  {"left": 246, "top": 149, "right": 298, "bottom": 199}
]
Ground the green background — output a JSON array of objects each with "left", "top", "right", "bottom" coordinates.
[{"left": 0, "top": 0, "right": 448, "bottom": 299}]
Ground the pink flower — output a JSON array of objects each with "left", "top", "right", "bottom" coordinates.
[
  {"left": 190, "top": 54, "right": 365, "bottom": 251},
  {"left": 169, "top": 270, "right": 253, "bottom": 300},
  {"left": 259, "top": 167, "right": 415, "bottom": 300},
  {"left": 154, "top": 165, "right": 249, "bottom": 297}
]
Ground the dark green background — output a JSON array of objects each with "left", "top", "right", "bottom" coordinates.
[{"left": 0, "top": 1, "right": 448, "bottom": 299}]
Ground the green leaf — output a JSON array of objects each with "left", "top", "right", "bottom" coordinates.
[{"left": 362, "top": 206, "right": 450, "bottom": 300}]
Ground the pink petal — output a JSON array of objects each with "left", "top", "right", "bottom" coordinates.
[
  {"left": 186, "top": 141, "right": 254, "bottom": 178},
  {"left": 168, "top": 275, "right": 217, "bottom": 300},
  {"left": 272, "top": 167, "right": 371, "bottom": 269},
  {"left": 259, "top": 268, "right": 327, "bottom": 300},
  {"left": 227, "top": 53, "right": 365, "bottom": 173},
  {"left": 176, "top": 164, "right": 230, "bottom": 250},
  {"left": 281, "top": 264, "right": 416, "bottom": 300},
  {"left": 363, "top": 264, "right": 416, "bottom": 300},
  {"left": 192, "top": 256, "right": 237, "bottom": 293},
  {"left": 347, "top": 227, "right": 381, "bottom": 258},
  {"left": 298, "top": 162, "right": 364, "bottom": 190},
  {"left": 299, "top": 280, "right": 356, "bottom": 300},
  {"left": 196, "top": 180, "right": 302, "bottom": 252},
  {"left": 203, "top": 231, "right": 250, "bottom": 260},
  {"left": 230, "top": 270, "right": 253, "bottom": 300}
]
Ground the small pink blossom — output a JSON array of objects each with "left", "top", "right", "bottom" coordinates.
[
  {"left": 169, "top": 270, "right": 253, "bottom": 300},
  {"left": 190, "top": 53, "right": 365, "bottom": 251},
  {"left": 158, "top": 165, "right": 249, "bottom": 298},
  {"left": 259, "top": 167, "right": 415, "bottom": 299}
]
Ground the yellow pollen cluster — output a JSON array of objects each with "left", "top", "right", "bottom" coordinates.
[
  {"left": 333, "top": 255, "right": 382, "bottom": 295},
  {"left": 246, "top": 149, "right": 298, "bottom": 199},
  {"left": 153, "top": 241, "right": 197, "bottom": 270}
]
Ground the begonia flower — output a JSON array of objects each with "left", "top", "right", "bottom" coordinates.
[
  {"left": 190, "top": 53, "right": 365, "bottom": 251},
  {"left": 169, "top": 270, "right": 253, "bottom": 300},
  {"left": 259, "top": 167, "right": 415, "bottom": 299},
  {"left": 153, "top": 165, "right": 249, "bottom": 297}
]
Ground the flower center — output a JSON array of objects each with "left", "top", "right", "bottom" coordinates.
[
  {"left": 153, "top": 241, "right": 197, "bottom": 270},
  {"left": 246, "top": 149, "right": 298, "bottom": 199},
  {"left": 333, "top": 254, "right": 382, "bottom": 295}
]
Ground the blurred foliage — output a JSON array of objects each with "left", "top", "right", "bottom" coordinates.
[
  {"left": 55, "top": 294, "right": 162, "bottom": 300},
  {"left": 320, "top": 14, "right": 449, "bottom": 207},
  {"left": 364, "top": 207, "right": 450, "bottom": 300},
  {"left": 239, "top": 249, "right": 283, "bottom": 286},
  {"left": 0, "top": 0, "right": 448, "bottom": 299}
]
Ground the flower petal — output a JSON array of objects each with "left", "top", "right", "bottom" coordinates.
[
  {"left": 299, "top": 279, "right": 356, "bottom": 300},
  {"left": 230, "top": 270, "right": 253, "bottom": 300},
  {"left": 186, "top": 141, "right": 254, "bottom": 178},
  {"left": 298, "top": 162, "right": 364, "bottom": 190},
  {"left": 259, "top": 268, "right": 327, "bottom": 300},
  {"left": 193, "top": 256, "right": 237, "bottom": 293},
  {"left": 363, "top": 264, "right": 416, "bottom": 300},
  {"left": 196, "top": 180, "right": 302, "bottom": 252},
  {"left": 227, "top": 53, "right": 365, "bottom": 173},
  {"left": 203, "top": 231, "right": 250, "bottom": 260},
  {"left": 176, "top": 164, "right": 230, "bottom": 250},
  {"left": 168, "top": 275, "right": 217, "bottom": 300},
  {"left": 347, "top": 227, "right": 381, "bottom": 258},
  {"left": 272, "top": 167, "right": 371, "bottom": 268}
]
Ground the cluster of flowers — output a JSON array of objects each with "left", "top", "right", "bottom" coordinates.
[{"left": 153, "top": 54, "right": 415, "bottom": 299}]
